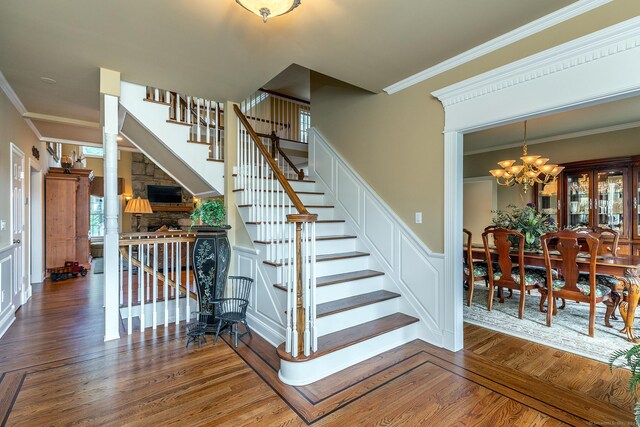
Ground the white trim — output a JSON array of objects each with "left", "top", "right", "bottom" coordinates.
[
  {"left": 41, "top": 137, "right": 139, "bottom": 153},
  {"left": 233, "top": 245, "right": 260, "bottom": 256},
  {"left": 433, "top": 18, "right": 640, "bottom": 352},
  {"left": 384, "top": 0, "right": 612, "bottom": 95},
  {"left": 0, "top": 71, "right": 43, "bottom": 140},
  {"left": 465, "top": 120, "right": 640, "bottom": 155}
]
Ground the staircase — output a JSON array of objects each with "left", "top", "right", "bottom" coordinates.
[
  {"left": 233, "top": 104, "right": 420, "bottom": 386},
  {"left": 119, "top": 81, "right": 225, "bottom": 197}
]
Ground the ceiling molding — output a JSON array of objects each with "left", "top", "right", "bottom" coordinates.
[
  {"left": 0, "top": 70, "right": 44, "bottom": 140},
  {"left": 41, "top": 136, "right": 139, "bottom": 152},
  {"left": 383, "top": 0, "right": 612, "bottom": 95},
  {"left": 464, "top": 120, "right": 640, "bottom": 155},
  {"left": 23, "top": 112, "right": 100, "bottom": 129}
]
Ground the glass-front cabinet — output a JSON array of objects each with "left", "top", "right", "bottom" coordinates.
[
  {"left": 566, "top": 171, "right": 592, "bottom": 228},
  {"left": 536, "top": 156, "right": 640, "bottom": 255}
]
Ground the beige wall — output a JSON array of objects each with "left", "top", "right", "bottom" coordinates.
[
  {"left": 463, "top": 179, "right": 496, "bottom": 244},
  {"left": 0, "top": 90, "right": 50, "bottom": 248},
  {"left": 61, "top": 144, "right": 134, "bottom": 232},
  {"left": 465, "top": 126, "right": 640, "bottom": 209},
  {"left": 310, "top": 1, "right": 640, "bottom": 253}
]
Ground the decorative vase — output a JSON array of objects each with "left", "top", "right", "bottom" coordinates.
[{"left": 190, "top": 225, "right": 231, "bottom": 333}]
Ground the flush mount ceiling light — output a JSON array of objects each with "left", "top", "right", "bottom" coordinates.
[{"left": 236, "top": 0, "right": 301, "bottom": 23}]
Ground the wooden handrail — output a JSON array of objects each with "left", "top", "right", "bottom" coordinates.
[
  {"left": 119, "top": 247, "right": 198, "bottom": 300},
  {"left": 234, "top": 104, "right": 316, "bottom": 221},
  {"left": 253, "top": 131, "right": 304, "bottom": 180}
]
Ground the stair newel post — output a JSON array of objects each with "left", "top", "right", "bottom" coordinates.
[{"left": 295, "top": 220, "right": 305, "bottom": 357}]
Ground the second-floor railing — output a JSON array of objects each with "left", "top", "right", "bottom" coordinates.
[
  {"left": 235, "top": 103, "right": 317, "bottom": 358},
  {"left": 146, "top": 87, "right": 224, "bottom": 162},
  {"left": 242, "top": 89, "right": 310, "bottom": 144},
  {"left": 119, "top": 231, "right": 197, "bottom": 333}
]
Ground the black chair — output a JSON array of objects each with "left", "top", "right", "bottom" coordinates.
[
  {"left": 213, "top": 276, "right": 254, "bottom": 347},
  {"left": 185, "top": 311, "right": 210, "bottom": 348}
]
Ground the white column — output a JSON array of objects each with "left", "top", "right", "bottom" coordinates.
[
  {"left": 443, "top": 131, "right": 463, "bottom": 352},
  {"left": 103, "top": 93, "right": 121, "bottom": 341}
]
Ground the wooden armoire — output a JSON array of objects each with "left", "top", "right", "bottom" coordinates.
[{"left": 45, "top": 168, "right": 93, "bottom": 271}]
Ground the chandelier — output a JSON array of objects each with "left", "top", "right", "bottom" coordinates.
[
  {"left": 236, "top": 0, "right": 301, "bottom": 23},
  {"left": 489, "top": 121, "right": 564, "bottom": 193}
]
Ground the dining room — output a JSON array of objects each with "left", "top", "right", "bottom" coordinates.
[{"left": 461, "top": 95, "right": 640, "bottom": 364}]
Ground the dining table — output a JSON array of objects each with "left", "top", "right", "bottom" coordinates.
[{"left": 466, "top": 244, "right": 640, "bottom": 343}]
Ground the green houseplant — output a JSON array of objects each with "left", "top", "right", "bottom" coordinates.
[
  {"left": 491, "top": 203, "right": 557, "bottom": 251},
  {"left": 610, "top": 345, "right": 640, "bottom": 425},
  {"left": 190, "top": 198, "right": 226, "bottom": 228}
]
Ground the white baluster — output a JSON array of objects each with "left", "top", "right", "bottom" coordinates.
[
  {"left": 186, "top": 96, "right": 191, "bottom": 124},
  {"left": 205, "top": 99, "right": 210, "bottom": 145},
  {"left": 175, "top": 241, "right": 181, "bottom": 325},
  {"left": 153, "top": 242, "right": 158, "bottom": 329},
  {"left": 154, "top": 88, "right": 159, "bottom": 102},
  {"left": 127, "top": 244, "right": 133, "bottom": 334},
  {"left": 164, "top": 240, "right": 169, "bottom": 327},
  {"left": 119, "top": 249, "right": 123, "bottom": 305},
  {"left": 196, "top": 97, "right": 202, "bottom": 142},
  {"left": 311, "top": 222, "right": 317, "bottom": 351},
  {"left": 146, "top": 244, "right": 151, "bottom": 297},
  {"left": 214, "top": 102, "right": 219, "bottom": 159},
  {"left": 186, "top": 240, "right": 191, "bottom": 322},
  {"left": 140, "top": 243, "right": 145, "bottom": 331}
]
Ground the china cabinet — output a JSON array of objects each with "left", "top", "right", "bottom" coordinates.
[{"left": 535, "top": 156, "right": 640, "bottom": 255}]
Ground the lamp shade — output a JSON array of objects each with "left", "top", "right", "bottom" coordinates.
[
  {"left": 124, "top": 197, "right": 153, "bottom": 214},
  {"left": 236, "top": 0, "right": 301, "bottom": 22}
]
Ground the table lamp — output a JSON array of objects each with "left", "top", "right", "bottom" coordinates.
[{"left": 124, "top": 197, "right": 153, "bottom": 232}]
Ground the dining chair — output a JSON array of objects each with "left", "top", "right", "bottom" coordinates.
[
  {"left": 463, "top": 229, "right": 489, "bottom": 306},
  {"left": 482, "top": 227, "right": 546, "bottom": 319},
  {"left": 540, "top": 230, "right": 612, "bottom": 337}
]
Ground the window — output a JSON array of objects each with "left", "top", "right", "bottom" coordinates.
[
  {"left": 89, "top": 196, "right": 105, "bottom": 237},
  {"left": 299, "top": 110, "right": 311, "bottom": 142},
  {"left": 83, "top": 146, "right": 104, "bottom": 158}
]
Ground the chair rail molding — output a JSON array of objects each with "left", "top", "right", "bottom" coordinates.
[
  {"left": 432, "top": 17, "right": 640, "bottom": 351},
  {"left": 308, "top": 128, "right": 445, "bottom": 347}
]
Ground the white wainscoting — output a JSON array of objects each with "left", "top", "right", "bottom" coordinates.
[
  {"left": 233, "top": 246, "right": 286, "bottom": 347},
  {"left": 308, "top": 129, "right": 446, "bottom": 346},
  {"left": 0, "top": 244, "right": 17, "bottom": 339}
]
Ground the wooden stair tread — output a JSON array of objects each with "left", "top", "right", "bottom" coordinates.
[
  {"left": 264, "top": 251, "right": 369, "bottom": 267},
  {"left": 317, "top": 290, "right": 400, "bottom": 318},
  {"left": 232, "top": 173, "right": 315, "bottom": 183},
  {"left": 277, "top": 313, "right": 418, "bottom": 362},
  {"left": 238, "top": 204, "right": 333, "bottom": 209},
  {"left": 187, "top": 140, "right": 210, "bottom": 145},
  {"left": 255, "top": 235, "right": 356, "bottom": 245},
  {"left": 246, "top": 219, "right": 345, "bottom": 225},
  {"left": 206, "top": 158, "right": 224, "bottom": 163},
  {"left": 273, "top": 269, "right": 384, "bottom": 291},
  {"left": 233, "top": 188, "right": 324, "bottom": 195},
  {"left": 166, "top": 119, "right": 193, "bottom": 127}
]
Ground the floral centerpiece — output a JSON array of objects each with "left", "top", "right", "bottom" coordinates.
[{"left": 491, "top": 203, "right": 557, "bottom": 251}]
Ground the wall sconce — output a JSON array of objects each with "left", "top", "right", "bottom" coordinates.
[{"left": 123, "top": 194, "right": 133, "bottom": 202}]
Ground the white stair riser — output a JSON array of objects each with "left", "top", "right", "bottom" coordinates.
[
  {"left": 316, "top": 276, "right": 384, "bottom": 304},
  {"left": 278, "top": 323, "right": 419, "bottom": 386},
  {"left": 263, "top": 256, "right": 371, "bottom": 284},
  {"left": 256, "top": 238, "right": 356, "bottom": 258},
  {"left": 316, "top": 298, "right": 400, "bottom": 336},
  {"left": 245, "top": 221, "right": 345, "bottom": 238},
  {"left": 238, "top": 206, "right": 335, "bottom": 221}
]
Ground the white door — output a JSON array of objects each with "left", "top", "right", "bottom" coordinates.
[{"left": 10, "top": 144, "right": 25, "bottom": 310}]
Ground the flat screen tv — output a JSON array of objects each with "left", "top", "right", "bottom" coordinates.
[{"left": 147, "top": 185, "right": 182, "bottom": 203}]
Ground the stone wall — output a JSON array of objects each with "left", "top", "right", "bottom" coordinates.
[{"left": 131, "top": 153, "right": 193, "bottom": 231}]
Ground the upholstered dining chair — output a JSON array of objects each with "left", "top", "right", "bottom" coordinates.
[
  {"left": 540, "top": 230, "right": 612, "bottom": 337},
  {"left": 463, "top": 229, "right": 489, "bottom": 306},
  {"left": 482, "top": 227, "right": 546, "bottom": 319}
]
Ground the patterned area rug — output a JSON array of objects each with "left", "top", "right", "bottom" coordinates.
[{"left": 464, "top": 283, "right": 636, "bottom": 364}]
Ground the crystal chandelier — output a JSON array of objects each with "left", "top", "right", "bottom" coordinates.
[
  {"left": 489, "top": 121, "right": 564, "bottom": 193},
  {"left": 236, "top": 0, "right": 301, "bottom": 23}
]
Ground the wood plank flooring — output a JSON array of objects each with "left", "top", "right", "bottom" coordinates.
[{"left": 0, "top": 271, "right": 634, "bottom": 426}]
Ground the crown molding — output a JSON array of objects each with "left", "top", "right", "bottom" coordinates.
[
  {"left": 0, "top": 70, "right": 45, "bottom": 140},
  {"left": 383, "top": 0, "right": 612, "bottom": 95},
  {"left": 433, "top": 16, "right": 640, "bottom": 110},
  {"left": 464, "top": 120, "right": 640, "bottom": 155}
]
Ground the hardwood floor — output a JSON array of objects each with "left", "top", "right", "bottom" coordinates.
[{"left": 0, "top": 271, "right": 634, "bottom": 426}]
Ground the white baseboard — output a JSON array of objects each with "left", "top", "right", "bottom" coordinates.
[{"left": 0, "top": 308, "right": 15, "bottom": 340}]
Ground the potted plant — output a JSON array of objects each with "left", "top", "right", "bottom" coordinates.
[
  {"left": 610, "top": 345, "right": 640, "bottom": 425},
  {"left": 189, "top": 197, "right": 231, "bottom": 332},
  {"left": 491, "top": 203, "right": 557, "bottom": 251}
]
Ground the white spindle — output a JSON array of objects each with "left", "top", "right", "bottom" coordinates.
[
  {"left": 205, "top": 99, "right": 210, "bottom": 145},
  {"left": 139, "top": 243, "right": 145, "bottom": 330},
  {"left": 127, "top": 244, "right": 133, "bottom": 334},
  {"left": 304, "top": 222, "right": 310, "bottom": 356},
  {"left": 186, "top": 96, "right": 191, "bottom": 124},
  {"left": 186, "top": 240, "right": 191, "bottom": 321},
  {"left": 146, "top": 244, "right": 151, "bottom": 297},
  {"left": 311, "top": 222, "right": 317, "bottom": 351},
  {"left": 119, "top": 250, "right": 124, "bottom": 305},
  {"left": 152, "top": 243, "right": 158, "bottom": 329},
  {"left": 163, "top": 240, "right": 169, "bottom": 327},
  {"left": 175, "top": 242, "right": 181, "bottom": 325}
]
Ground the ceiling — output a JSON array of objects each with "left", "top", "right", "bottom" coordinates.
[
  {"left": 464, "top": 95, "right": 640, "bottom": 154},
  {"left": 262, "top": 64, "right": 310, "bottom": 102},
  {"left": 0, "top": 0, "right": 575, "bottom": 146}
]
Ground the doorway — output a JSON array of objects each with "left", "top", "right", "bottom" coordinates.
[
  {"left": 10, "top": 144, "right": 25, "bottom": 311},
  {"left": 28, "top": 160, "right": 44, "bottom": 300}
]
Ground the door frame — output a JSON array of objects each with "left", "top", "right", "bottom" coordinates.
[
  {"left": 27, "top": 158, "right": 43, "bottom": 302},
  {"left": 432, "top": 17, "right": 640, "bottom": 351},
  {"left": 10, "top": 143, "right": 25, "bottom": 310}
]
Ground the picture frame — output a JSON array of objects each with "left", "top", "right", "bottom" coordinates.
[{"left": 46, "top": 142, "right": 62, "bottom": 162}]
